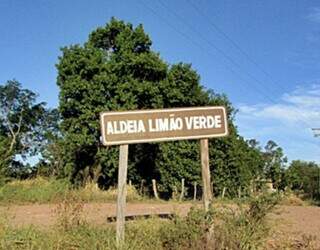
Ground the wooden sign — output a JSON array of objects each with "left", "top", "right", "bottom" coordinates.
[
  {"left": 100, "top": 106, "right": 229, "bottom": 247},
  {"left": 100, "top": 106, "right": 228, "bottom": 145}
]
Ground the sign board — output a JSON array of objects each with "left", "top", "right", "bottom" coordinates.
[
  {"left": 100, "top": 106, "right": 229, "bottom": 245},
  {"left": 100, "top": 106, "right": 228, "bottom": 146}
]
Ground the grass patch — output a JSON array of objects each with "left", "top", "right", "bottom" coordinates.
[
  {"left": 280, "top": 192, "right": 307, "bottom": 206},
  {"left": 0, "top": 178, "right": 142, "bottom": 204},
  {"left": 72, "top": 182, "right": 142, "bottom": 203},
  {"left": 0, "top": 178, "right": 69, "bottom": 204}
]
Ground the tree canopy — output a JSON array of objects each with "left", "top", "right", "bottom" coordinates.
[
  {"left": 0, "top": 80, "right": 54, "bottom": 181},
  {"left": 55, "top": 18, "right": 269, "bottom": 197},
  {"left": 286, "top": 160, "right": 320, "bottom": 200}
]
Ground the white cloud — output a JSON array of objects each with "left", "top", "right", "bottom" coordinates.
[
  {"left": 236, "top": 84, "right": 320, "bottom": 163},
  {"left": 307, "top": 7, "right": 320, "bottom": 23},
  {"left": 238, "top": 84, "right": 320, "bottom": 126}
]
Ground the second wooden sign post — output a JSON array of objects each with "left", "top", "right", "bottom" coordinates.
[
  {"left": 200, "top": 138, "right": 213, "bottom": 212},
  {"left": 100, "top": 106, "right": 228, "bottom": 246}
]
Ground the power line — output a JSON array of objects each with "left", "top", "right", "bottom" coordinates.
[
  {"left": 139, "top": 0, "right": 315, "bottom": 131},
  {"left": 185, "top": 1, "right": 320, "bottom": 133},
  {"left": 185, "top": 0, "right": 289, "bottom": 95},
  {"left": 156, "top": 0, "right": 282, "bottom": 100},
  {"left": 138, "top": 0, "right": 270, "bottom": 102},
  {"left": 154, "top": 0, "right": 316, "bottom": 130}
]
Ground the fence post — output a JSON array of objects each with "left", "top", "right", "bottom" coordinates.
[
  {"left": 179, "top": 178, "right": 185, "bottom": 201},
  {"left": 152, "top": 179, "right": 159, "bottom": 200},
  {"left": 193, "top": 181, "right": 197, "bottom": 201}
]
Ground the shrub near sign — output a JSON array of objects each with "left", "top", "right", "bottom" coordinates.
[{"left": 100, "top": 106, "right": 228, "bottom": 145}]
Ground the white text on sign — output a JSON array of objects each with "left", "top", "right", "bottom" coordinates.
[{"left": 106, "top": 115, "right": 222, "bottom": 135}]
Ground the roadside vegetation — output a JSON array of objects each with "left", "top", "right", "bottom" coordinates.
[
  {"left": 0, "top": 18, "right": 318, "bottom": 204},
  {"left": 0, "top": 176, "right": 317, "bottom": 207},
  {"left": 2, "top": 192, "right": 308, "bottom": 250},
  {"left": 0, "top": 17, "right": 319, "bottom": 249},
  {"left": 0, "top": 177, "right": 142, "bottom": 204}
]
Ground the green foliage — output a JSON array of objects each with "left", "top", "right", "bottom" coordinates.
[
  {"left": 246, "top": 193, "right": 281, "bottom": 223},
  {"left": 57, "top": 18, "right": 232, "bottom": 191},
  {"left": 214, "top": 193, "right": 281, "bottom": 249},
  {"left": 160, "top": 207, "right": 212, "bottom": 250},
  {"left": 56, "top": 17, "right": 267, "bottom": 198},
  {"left": 0, "top": 178, "right": 142, "bottom": 204},
  {"left": 0, "top": 80, "right": 56, "bottom": 181},
  {"left": 56, "top": 18, "right": 169, "bottom": 186},
  {"left": 210, "top": 135, "right": 265, "bottom": 197},
  {"left": 140, "top": 195, "right": 281, "bottom": 250},
  {"left": 0, "top": 177, "right": 69, "bottom": 204},
  {"left": 0, "top": 18, "right": 291, "bottom": 200},
  {"left": 263, "top": 140, "right": 287, "bottom": 189},
  {"left": 155, "top": 141, "right": 201, "bottom": 196},
  {"left": 286, "top": 160, "right": 320, "bottom": 201}
]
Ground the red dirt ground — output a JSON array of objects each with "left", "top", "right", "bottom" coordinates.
[{"left": 0, "top": 203, "right": 319, "bottom": 247}]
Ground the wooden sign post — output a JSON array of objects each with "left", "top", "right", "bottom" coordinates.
[
  {"left": 200, "top": 138, "right": 212, "bottom": 211},
  {"left": 100, "top": 106, "right": 228, "bottom": 246},
  {"left": 116, "top": 144, "right": 128, "bottom": 246}
]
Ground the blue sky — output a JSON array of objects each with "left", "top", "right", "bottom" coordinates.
[{"left": 0, "top": 0, "right": 319, "bottom": 163}]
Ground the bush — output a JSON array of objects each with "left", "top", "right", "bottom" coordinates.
[
  {"left": 161, "top": 193, "right": 281, "bottom": 250},
  {"left": 280, "top": 192, "right": 307, "bottom": 206},
  {"left": 214, "top": 193, "right": 281, "bottom": 249},
  {"left": 161, "top": 207, "right": 213, "bottom": 250}
]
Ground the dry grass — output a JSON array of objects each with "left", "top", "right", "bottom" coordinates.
[
  {"left": 0, "top": 178, "right": 142, "bottom": 204},
  {"left": 53, "top": 193, "right": 85, "bottom": 231},
  {"left": 280, "top": 193, "right": 307, "bottom": 206},
  {"left": 74, "top": 182, "right": 142, "bottom": 202},
  {"left": 0, "top": 192, "right": 316, "bottom": 249},
  {"left": 268, "top": 229, "right": 318, "bottom": 249}
]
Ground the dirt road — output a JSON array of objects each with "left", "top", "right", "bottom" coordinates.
[
  {"left": 0, "top": 203, "right": 319, "bottom": 246},
  {"left": 0, "top": 203, "right": 194, "bottom": 228}
]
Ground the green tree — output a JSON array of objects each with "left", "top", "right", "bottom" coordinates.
[
  {"left": 286, "top": 160, "right": 320, "bottom": 200},
  {"left": 37, "top": 109, "right": 65, "bottom": 177},
  {"left": 56, "top": 18, "right": 264, "bottom": 198},
  {"left": 263, "top": 140, "right": 287, "bottom": 189},
  {"left": 210, "top": 134, "right": 265, "bottom": 197},
  {"left": 0, "top": 80, "right": 52, "bottom": 181},
  {"left": 153, "top": 67, "right": 236, "bottom": 196},
  {"left": 56, "top": 18, "right": 168, "bottom": 186}
]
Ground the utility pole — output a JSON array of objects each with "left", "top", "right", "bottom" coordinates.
[
  {"left": 312, "top": 128, "right": 320, "bottom": 137},
  {"left": 312, "top": 128, "right": 320, "bottom": 198},
  {"left": 318, "top": 166, "right": 320, "bottom": 199}
]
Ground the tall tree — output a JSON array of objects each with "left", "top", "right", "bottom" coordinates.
[
  {"left": 56, "top": 18, "right": 260, "bottom": 198},
  {"left": 263, "top": 140, "right": 287, "bottom": 189},
  {"left": 57, "top": 18, "right": 168, "bottom": 186},
  {"left": 286, "top": 160, "right": 320, "bottom": 200},
  {"left": 0, "top": 80, "right": 51, "bottom": 180}
]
